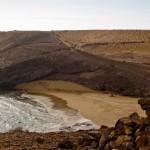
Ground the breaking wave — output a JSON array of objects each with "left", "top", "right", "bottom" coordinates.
[{"left": 0, "top": 92, "right": 97, "bottom": 133}]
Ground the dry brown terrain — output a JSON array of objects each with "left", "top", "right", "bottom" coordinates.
[
  {"left": 0, "top": 129, "right": 100, "bottom": 150},
  {"left": 56, "top": 30, "right": 150, "bottom": 64},
  {"left": 0, "top": 30, "right": 150, "bottom": 97},
  {"left": 0, "top": 30, "right": 150, "bottom": 149}
]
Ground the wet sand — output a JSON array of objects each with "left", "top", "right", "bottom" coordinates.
[{"left": 16, "top": 80, "right": 145, "bottom": 126}]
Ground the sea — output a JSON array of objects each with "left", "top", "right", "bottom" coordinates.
[{"left": 0, "top": 92, "right": 97, "bottom": 133}]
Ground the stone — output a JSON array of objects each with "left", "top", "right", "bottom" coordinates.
[
  {"left": 117, "top": 117, "right": 133, "bottom": 126},
  {"left": 58, "top": 140, "right": 74, "bottom": 149},
  {"left": 115, "top": 135, "right": 132, "bottom": 146},
  {"left": 91, "top": 141, "right": 98, "bottom": 148},
  {"left": 129, "top": 112, "right": 140, "bottom": 120},
  {"left": 138, "top": 98, "right": 150, "bottom": 110},
  {"left": 104, "top": 143, "right": 111, "bottom": 150},
  {"left": 146, "top": 111, "right": 150, "bottom": 121},
  {"left": 138, "top": 98, "right": 150, "bottom": 120},
  {"left": 108, "top": 130, "right": 117, "bottom": 140},
  {"left": 104, "top": 140, "right": 135, "bottom": 150},
  {"left": 82, "top": 135, "right": 96, "bottom": 147},
  {"left": 145, "top": 126, "right": 150, "bottom": 132},
  {"left": 108, "top": 141, "right": 117, "bottom": 149},
  {"left": 129, "top": 112, "right": 142, "bottom": 125},
  {"left": 120, "top": 142, "right": 135, "bottom": 150},
  {"left": 98, "top": 126, "right": 112, "bottom": 150},
  {"left": 36, "top": 137, "right": 44, "bottom": 144},
  {"left": 88, "top": 130, "right": 101, "bottom": 141},
  {"left": 136, "top": 131, "right": 150, "bottom": 150},
  {"left": 135, "top": 122, "right": 150, "bottom": 137},
  {"left": 115, "top": 121, "right": 133, "bottom": 135}
]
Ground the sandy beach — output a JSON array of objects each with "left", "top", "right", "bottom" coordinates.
[{"left": 16, "top": 80, "right": 145, "bottom": 126}]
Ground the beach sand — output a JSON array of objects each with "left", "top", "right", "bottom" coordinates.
[{"left": 16, "top": 80, "right": 145, "bottom": 126}]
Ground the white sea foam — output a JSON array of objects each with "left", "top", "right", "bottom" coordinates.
[{"left": 0, "top": 93, "right": 97, "bottom": 133}]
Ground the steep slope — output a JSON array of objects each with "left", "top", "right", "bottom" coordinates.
[
  {"left": 0, "top": 31, "right": 67, "bottom": 68},
  {"left": 0, "top": 31, "right": 150, "bottom": 97},
  {"left": 56, "top": 30, "right": 150, "bottom": 64}
]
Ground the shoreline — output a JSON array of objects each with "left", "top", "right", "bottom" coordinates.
[{"left": 16, "top": 80, "right": 145, "bottom": 126}]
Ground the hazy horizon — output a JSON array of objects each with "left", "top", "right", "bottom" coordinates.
[{"left": 0, "top": 0, "right": 150, "bottom": 31}]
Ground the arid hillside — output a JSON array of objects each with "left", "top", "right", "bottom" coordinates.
[
  {"left": 56, "top": 30, "right": 150, "bottom": 64},
  {"left": 0, "top": 30, "right": 150, "bottom": 97}
]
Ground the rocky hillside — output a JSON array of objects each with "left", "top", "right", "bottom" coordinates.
[{"left": 0, "top": 31, "right": 150, "bottom": 97}]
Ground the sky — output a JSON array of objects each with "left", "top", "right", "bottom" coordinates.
[{"left": 0, "top": 0, "right": 150, "bottom": 30}]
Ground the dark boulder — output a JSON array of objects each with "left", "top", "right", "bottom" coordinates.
[{"left": 58, "top": 140, "right": 75, "bottom": 149}]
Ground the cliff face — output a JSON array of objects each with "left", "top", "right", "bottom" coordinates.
[{"left": 0, "top": 31, "right": 150, "bottom": 97}]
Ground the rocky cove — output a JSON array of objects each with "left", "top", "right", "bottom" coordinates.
[
  {"left": 0, "top": 30, "right": 150, "bottom": 149},
  {"left": 0, "top": 80, "right": 144, "bottom": 133},
  {"left": 0, "top": 96, "right": 149, "bottom": 150},
  {"left": 0, "top": 81, "right": 149, "bottom": 149}
]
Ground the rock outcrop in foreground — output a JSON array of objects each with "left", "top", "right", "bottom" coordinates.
[
  {"left": 0, "top": 98, "right": 149, "bottom": 150},
  {"left": 139, "top": 98, "right": 150, "bottom": 121},
  {"left": 97, "top": 98, "right": 150, "bottom": 150}
]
